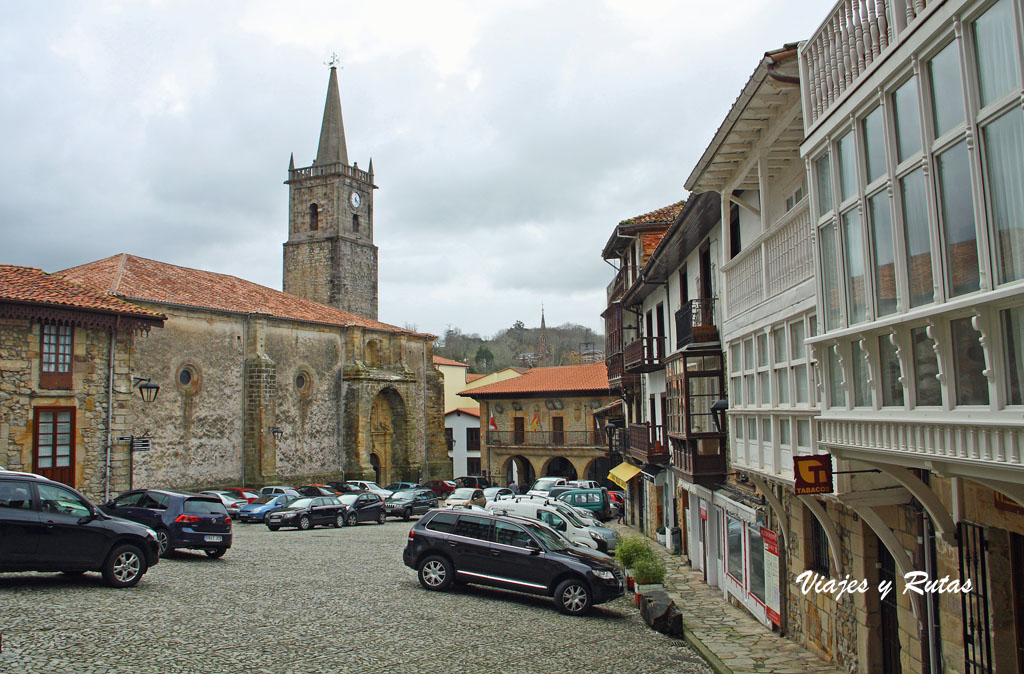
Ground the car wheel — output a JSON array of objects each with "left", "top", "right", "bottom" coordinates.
[
  {"left": 554, "top": 578, "right": 593, "bottom": 616},
  {"left": 334, "top": 514, "right": 344, "bottom": 528},
  {"left": 377, "top": 510, "right": 386, "bottom": 525},
  {"left": 346, "top": 513, "right": 358, "bottom": 527},
  {"left": 102, "top": 543, "right": 146, "bottom": 588},
  {"left": 403, "top": 508, "right": 412, "bottom": 522},
  {"left": 204, "top": 548, "right": 226, "bottom": 559},
  {"left": 418, "top": 555, "right": 454, "bottom": 591},
  {"left": 155, "top": 528, "right": 171, "bottom": 558},
  {"left": 298, "top": 515, "right": 312, "bottom": 530}
]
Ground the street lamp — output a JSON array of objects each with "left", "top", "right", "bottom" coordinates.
[
  {"left": 131, "top": 376, "right": 160, "bottom": 403},
  {"left": 603, "top": 421, "right": 618, "bottom": 460},
  {"left": 270, "top": 427, "right": 284, "bottom": 442},
  {"left": 711, "top": 398, "right": 729, "bottom": 434}
]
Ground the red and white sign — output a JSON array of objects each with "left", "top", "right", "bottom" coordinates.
[
  {"left": 699, "top": 501, "right": 708, "bottom": 521},
  {"left": 761, "top": 526, "right": 781, "bottom": 626}
]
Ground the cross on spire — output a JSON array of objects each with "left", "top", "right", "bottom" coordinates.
[{"left": 325, "top": 52, "right": 342, "bottom": 69}]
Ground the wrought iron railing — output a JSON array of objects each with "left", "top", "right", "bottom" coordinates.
[
  {"left": 675, "top": 298, "right": 718, "bottom": 349},
  {"left": 487, "top": 430, "right": 603, "bottom": 447}
]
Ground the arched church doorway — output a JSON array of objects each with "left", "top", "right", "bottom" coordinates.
[
  {"left": 543, "top": 456, "right": 577, "bottom": 480},
  {"left": 370, "top": 453, "right": 381, "bottom": 484},
  {"left": 502, "top": 455, "right": 536, "bottom": 488},
  {"left": 369, "top": 388, "right": 408, "bottom": 484}
]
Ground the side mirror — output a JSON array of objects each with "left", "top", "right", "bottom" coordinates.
[{"left": 525, "top": 539, "right": 541, "bottom": 555}]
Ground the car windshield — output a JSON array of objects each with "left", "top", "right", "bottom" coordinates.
[
  {"left": 451, "top": 488, "right": 475, "bottom": 498},
  {"left": 337, "top": 494, "right": 359, "bottom": 506},
  {"left": 531, "top": 478, "right": 561, "bottom": 491},
  {"left": 391, "top": 490, "right": 416, "bottom": 500},
  {"left": 286, "top": 498, "right": 314, "bottom": 509},
  {"left": 524, "top": 522, "right": 568, "bottom": 551}
]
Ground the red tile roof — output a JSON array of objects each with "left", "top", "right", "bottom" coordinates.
[
  {"left": 448, "top": 407, "right": 481, "bottom": 418},
  {"left": 0, "top": 265, "right": 165, "bottom": 320},
  {"left": 57, "top": 254, "right": 427, "bottom": 337},
  {"left": 465, "top": 373, "right": 486, "bottom": 383},
  {"left": 620, "top": 200, "right": 686, "bottom": 227},
  {"left": 433, "top": 355, "right": 469, "bottom": 367},
  {"left": 458, "top": 363, "right": 609, "bottom": 398}
]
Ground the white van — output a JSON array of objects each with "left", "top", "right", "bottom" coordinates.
[
  {"left": 490, "top": 493, "right": 601, "bottom": 527},
  {"left": 527, "top": 477, "right": 568, "bottom": 497},
  {"left": 488, "top": 498, "right": 601, "bottom": 550}
]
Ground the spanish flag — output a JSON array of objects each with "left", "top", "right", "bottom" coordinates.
[
  {"left": 489, "top": 415, "right": 498, "bottom": 431},
  {"left": 529, "top": 413, "right": 539, "bottom": 432}
]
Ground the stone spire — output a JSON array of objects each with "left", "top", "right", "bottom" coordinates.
[
  {"left": 315, "top": 66, "right": 348, "bottom": 166},
  {"left": 540, "top": 304, "right": 546, "bottom": 330}
]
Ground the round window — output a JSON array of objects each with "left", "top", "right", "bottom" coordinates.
[
  {"left": 295, "top": 369, "right": 313, "bottom": 397},
  {"left": 176, "top": 363, "right": 201, "bottom": 394},
  {"left": 179, "top": 369, "right": 192, "bottom": 387},
  {"left": 295, "top": 373, "right": 306, "bottom": 390}
]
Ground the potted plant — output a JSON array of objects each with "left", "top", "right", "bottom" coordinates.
[
  {"left": 656, "top": 525, "right": 667, "bottom": 545},
  {"left": 614, "top": 535, "right": 654, "bottom": 590},
  {"left": 632, "top": 554, "right": 667, "bottom": 605}
]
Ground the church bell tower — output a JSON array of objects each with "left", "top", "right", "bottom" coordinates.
[{"left": 283, "top": 64, "right": 378, "bottom": 319}]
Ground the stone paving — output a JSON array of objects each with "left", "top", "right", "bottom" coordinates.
[
  {"left": 613, "top": 524, "right": 844, "bottom": 674},
  {"left": 2, "top": 518, "right": 711, "bottom": 674}
]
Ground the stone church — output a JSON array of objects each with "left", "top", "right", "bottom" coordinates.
[{"left": 49, "top": 66, "right": 447, "bottom": 494}]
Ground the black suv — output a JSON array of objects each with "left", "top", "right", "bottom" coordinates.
[
  {"left": 0, "top": 470, "right": 159, "bottom": 587},
  {"left": 101, "top": 489, "right": 232, "bottom": 558},
  {"left": 403, "top": 509, "right": 623, "bottom": 615}
]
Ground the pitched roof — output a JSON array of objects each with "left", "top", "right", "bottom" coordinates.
[
  {"left": 446, "top": 407, "right": 481, "bottom": 418},
  {"left": 619, "top": 200, "right": 686, "bottom": 227},
  {"left": 466, "top": 373, "right": 486, "bottom": 383},
  {"left": 433, "top": 355, "right": 469, "bottom": 367},
  {"left": 56, "top": 254, "right": 427, "bottom": 337},
  {"left": 458, "top": 363, "right": 609, "bottom": 398},
  {"left": 0, "top": 265, "right": 165, "bottom": 321}
]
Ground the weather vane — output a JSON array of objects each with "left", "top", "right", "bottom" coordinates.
[{"left": 325, "top": 52, "right": 342, "bottom": 69}]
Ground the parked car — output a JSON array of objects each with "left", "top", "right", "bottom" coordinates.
[
  {"left": 101, "top": 489, "right": 232, "bottom": 558},
  {"left": 489, "top": 493, "right": 602, "bottom": 528},
  {"left": 335, "top": 492, "right": 386, "bottom": 526},
  {"left": 238, "top": 494, "right": 298, "bottom": 523},
  {"left": 324, "top": 481, "right": 359, "bottom": 494},
  {"left": 567, "top": 480, "right": 601, "bottom": 490},
  {"left": 199, "top": 491, "right": 249, "bottom": 519},
  {"left": 403, "top": 509, "right": 623, "bottom": 615},
  {"left": 260, "top": 486, "right": 300, "bottom": 497},
  {"left": 454, "top": 476, "right": 490, "bottom": 489},
  {"left": 445, "top": 488, "right": 486, "bottom": 508},
  {"left": 483, "top": 487, "right": 514, "bottom": 501},
  {"left": 384, "top": 482, "right": 419, "bottom": 492},
  {"left": 422, "top": 480, "right": 456, "bottom": 498},
  {"left": 487, "top": 498, "right": 602, "bottom": 550},
  {"left": 527, "top": 477, "right": 567, "bottom": 496},
  {"left": 0, "top": 470, "right": 160, "bottom": 588},
  {"left": 295, "top": 485, "right": 337, "bottom": 497},
  {"left": 346, "top": 481, "right": 392, "bottom": 499},
  {"left": 384, "top": 488, "right": 437, "bottom": 520},
  {"left": 265, "top": 497, "right": 347, "bottom": 531},
  {"left": 221, "top": 487, "right": 260, "bottom": 504},
  {"left": 557, "top": 488, "right": 611, "bottom": 521}
]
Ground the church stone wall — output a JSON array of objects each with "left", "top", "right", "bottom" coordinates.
[
  {"left": 335, "top": 236, "right": 378, "bottom": 320},
  {"left": 283, "top": 239, "right": 334, "bottom": 308}
]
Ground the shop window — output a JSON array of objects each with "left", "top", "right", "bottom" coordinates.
[
  {"left": 40, "top": 324, "right": 73, "bottom": 389},
  {"left": 807, "top": 508, "right": 830, "bottom": 577},
  {"left": 726, "top": 515, "right": 745, "bottom": 585},
  {"left": 748, "top": 524, "right": 766, "bottom": 604}
]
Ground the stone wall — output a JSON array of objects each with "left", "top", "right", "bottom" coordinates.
[{"left": 283, "top": 238, "right": 334, "bottom": 307}]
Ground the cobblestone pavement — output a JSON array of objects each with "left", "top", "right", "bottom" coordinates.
[
  {"left": 2, "top": 519, "right": 712, "bottom": 674},
  {"left": 613, "top": 524, "right": 843, "bottom": 674}
]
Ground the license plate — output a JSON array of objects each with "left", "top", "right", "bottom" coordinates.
[{"left": 204, "top": 535, "right": 223, "bottom": 542}]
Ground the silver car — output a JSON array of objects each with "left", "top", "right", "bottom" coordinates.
[{"left": 200, "top": 490, "right": 248, "bottom": 519}]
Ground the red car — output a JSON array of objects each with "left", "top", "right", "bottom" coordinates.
[
  {"left": 222, "top": 487, "right": 260, "bottom": 504},
  {"left": 422, "top": 479, "right": 455, "bottom": 498}
]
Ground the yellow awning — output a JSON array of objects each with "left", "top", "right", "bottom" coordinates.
[{"left": 608, "top": 462, "right": 642, "bottom": 489}]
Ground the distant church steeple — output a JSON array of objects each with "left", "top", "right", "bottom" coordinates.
[
  {"left": 537, "top": 305, "right": 550, "bottom": 364},
  {"left": 283, "top": 63, "right": 379, "bottom": 319}
]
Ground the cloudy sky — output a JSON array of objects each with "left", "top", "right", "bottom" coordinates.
[{"left": 1, "top": 0, "right": 824, "bottom": 338}]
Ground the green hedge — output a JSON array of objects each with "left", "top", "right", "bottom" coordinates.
[{"left": 615, "top": 534, "right": 655, "bottom": 569}]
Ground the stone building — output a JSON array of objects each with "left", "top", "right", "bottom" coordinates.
[
  {"left": 0, "top": 265, "right": 165, "bottom": 502},
  {"left": 459, "top": 363, "right": 615, "bottom": 487},
  {"left": 36, "top": 65, "right": 448, "bottom": 494}
]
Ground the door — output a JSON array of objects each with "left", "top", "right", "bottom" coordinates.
[
  {"left": 656, "top": 302, "right": 665, "bottom": 359},
  {"left": 490, "top": 520, "right": 548, "bottom": 591},
  {"left": 33, "top": 407, "right": 76, "bottom": 487},
  {"left": 699, "top": 244, "right": 713, "bottom": 325},
  {"left": 1011, "top": 532, "right": 1024, "bottom": 673},
  {"left": 35, "top": 481, "right": 108, "bottom": 567},
  {"left": 879, "top": 540, "right": 902, "bottom": 674},
  {"left": 0, "top": 479, "right": 42, "bottom": 563},
  {"left": 552, "top": 417, "right": 564, "bottom": 446},
  {"left": 310, "top": 498, "right": 332, "bottom": 526},
  {"left": 449, "top": 514, "right": 494, "bottom": 578},
  {"left": 134, "top": 491, "right": 170, "bottom": 530},
  {"left": 513, "top": 417, "right": 525, "bottom": 444}
]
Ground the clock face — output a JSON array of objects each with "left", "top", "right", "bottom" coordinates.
[{"left": 350, "top": 191, "right": 361, "bottom": 208}]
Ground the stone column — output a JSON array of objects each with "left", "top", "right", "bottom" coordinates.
[{"left": 244, "top": 315, "right": 277, "bottom": 485}]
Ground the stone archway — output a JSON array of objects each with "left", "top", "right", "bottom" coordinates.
[
  {"left": 501, "top": 455, "right": 536, "bottom": 488},
  {"left": 583, "top": 455, "right": 613, "bottom": 489},
  {"left": 369, "top": 388, "right": 408, "bottom": 485},
  {"left": 542, "top": 456, "right": 578, "bottom": 480},
  {"left": 370, "top": 453, "right": 382, "bottom": 484}
]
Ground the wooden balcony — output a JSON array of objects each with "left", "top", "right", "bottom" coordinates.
[
  {"left": 675, "top": 298, "right": 718, "bottom": 349},
  {"left": 627, "top": 423, "right": 670, "bottom": 466},
  {"left": 671, "top": 438, "right": 727, "bottom": 487},
  {"left": 623, "top": 336, "right": 665, "bottom": 373},
  {"left": 607, "top": 269, "right": 626, "bottom": 304},
  {"left": 802, "top": 0, "right": 935, "bottom": 129}
]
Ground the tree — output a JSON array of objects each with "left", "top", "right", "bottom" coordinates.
[{"left": 474, "top": 346, "right": 494, "bottom": 372}]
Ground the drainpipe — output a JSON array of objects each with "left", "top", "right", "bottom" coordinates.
[
  {"left": 765, "top": 47, "right": 800, "bottom": 86},
  {"left": 422, "top": 342, "right": 429, "bottom": 482},
  {"left": 240, "top": 316, "right": 247, "bottom": 487},
  {"left": 104, "top": 319, "right": 117, "bottom": 501}
]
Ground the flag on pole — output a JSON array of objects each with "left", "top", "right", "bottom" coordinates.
[
  {"left": 489, "top": 415, "right": 498, "bottom": 431},
  {"left": 529, "top": 413, "right": 539, "bottom": 432}
]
